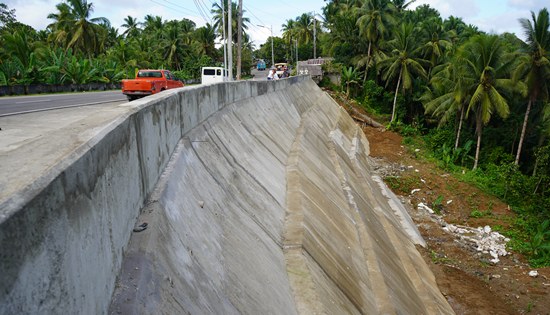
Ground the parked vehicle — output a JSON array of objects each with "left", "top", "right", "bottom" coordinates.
[
  {"left": 257, "top": 59, "right": 266, "bottom": 71},
  {"left": 274, "top": 63, "right": 288, "bottom": 77},
  {"left": 121, "top": 69, "right": 184, "bottom": 101},
  {"left": 201, "top": 67, "right": 228, "bottom": 85}
]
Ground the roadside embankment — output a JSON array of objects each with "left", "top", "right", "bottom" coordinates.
[{"left": 0, "top": 77, "right": 453, "bottom": 314}]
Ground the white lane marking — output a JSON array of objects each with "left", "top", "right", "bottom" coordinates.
[{"left": 15, "top": 99, "right": 52, "bottom": 104}]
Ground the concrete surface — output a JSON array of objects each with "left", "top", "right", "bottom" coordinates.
[{"left": 0, "top": 77, "right": 454, "bottom": 314}]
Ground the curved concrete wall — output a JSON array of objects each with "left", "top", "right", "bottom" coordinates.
[{"left": 0, "top": 77, "right": 454, "bottom": 314}]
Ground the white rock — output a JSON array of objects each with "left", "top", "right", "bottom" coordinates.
[
  {"left": 529, "top": 270, "right": 539, "bottom": 277},
  {"left": 446, "top": 200, "right": 453, "bottom": 204},
  {"left": 418, "top": 202, "right": 434, "bottom": 214},
  {"left": 411, "top": 188, "right": 421, "bottom": 194},
  {"left": 484, "top": 226, "right": 492, "bottom": 234}
]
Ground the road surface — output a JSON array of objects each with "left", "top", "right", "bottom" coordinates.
[{"left": 0, "top": 90, "right": 127, "bottom": 117}]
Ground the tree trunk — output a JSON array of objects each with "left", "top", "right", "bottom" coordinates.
[
  {"left": 363, "top": 41, "right": 372, "bottom": 83},
  {"left": 455, "top": 106, "right": 464, "bottom": 150},
  {"left": 391, "top": 68, "right": 402, "bottom": 122},
  {"left": 473, "top": 117, "right": 482, "bottom": 169},
  {"left": 515, "top": 98, "right": 532, "bottom": 165},
  {"left": 236, "top": 0, "right": 243, "bottom": 80}
]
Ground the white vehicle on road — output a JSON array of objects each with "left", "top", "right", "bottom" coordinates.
[{"left": 201, "top": 67, "right": 228, "bottom": 85}]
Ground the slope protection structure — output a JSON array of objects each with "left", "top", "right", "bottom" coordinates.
[{"left": 0, "top": 77, "right": 454, "bottom": 314}]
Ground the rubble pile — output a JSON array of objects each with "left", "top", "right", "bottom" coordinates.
[{"left": 443, "top": 224, "right": 510, "bottom": 264}]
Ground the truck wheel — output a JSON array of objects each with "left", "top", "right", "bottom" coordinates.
[{"left": 127, "top": 95, "right": 136, "bottom": 101}]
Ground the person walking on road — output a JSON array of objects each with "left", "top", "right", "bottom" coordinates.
[{"left": 267, "top": 68, "right": 279, "bottom": 80}]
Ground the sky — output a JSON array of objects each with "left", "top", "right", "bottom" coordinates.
[{"left": 2, "top": 0, "right": 549, "bottom": 46}]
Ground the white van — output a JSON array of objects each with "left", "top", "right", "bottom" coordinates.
[{"left": 201, "top": 67, "right": 228, "bottom": 85}]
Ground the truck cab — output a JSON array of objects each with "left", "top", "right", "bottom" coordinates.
[{"left": 121, "top": 69, "right": 184, "bottom": 101}]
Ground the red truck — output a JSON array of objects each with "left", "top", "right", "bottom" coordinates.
[{"left": 121, "top": 69, "right": 184, "bottom": 101}]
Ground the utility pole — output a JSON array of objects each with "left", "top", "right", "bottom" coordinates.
[
  {"left": 236, "top": 0, "right": 243, "bottom": 80},
  {"left": 313, "top": 13, "right": 316, "bottom": 59},
  {"left": 222, "top": 0, "right": 227, "bottom": 73},
  {"left": 228, "top": 0, "right": 233, "bottom": 81},
  {"left": 258, "top": 24, "right": 274, "bottom": 67},
  {"left": 294, "top": 39, "right": 298, "bottom": 74}
]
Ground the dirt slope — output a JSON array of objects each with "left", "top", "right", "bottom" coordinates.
[
  {"left": 326, "top": 89, "right": 549, "bottom": 314},
  {"left": 362, "top": 125, "right": 550, "bottom": 315}
]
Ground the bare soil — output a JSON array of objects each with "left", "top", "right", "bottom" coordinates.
[{"left": 332, "top": 91, "right": 550, "bottom": 314}]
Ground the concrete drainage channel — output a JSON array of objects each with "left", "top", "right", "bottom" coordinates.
[{"left": 1, "top": 77, "right": 454, "bottom": 314}]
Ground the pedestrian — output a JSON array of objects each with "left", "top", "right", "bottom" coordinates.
[{"left": 267, "top": 68, "right": 279, "bottom": 81}]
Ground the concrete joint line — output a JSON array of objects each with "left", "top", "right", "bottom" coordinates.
[
  {"left": 327, "top": 123, "right": 394, "bottom": 314},
  {"left": 282, "top": 101, "right": 325, "bottom": 313}
]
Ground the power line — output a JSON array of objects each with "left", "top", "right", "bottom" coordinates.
[
  {"left": 148, "top": 0, "right": 210, "bottom": 23},
  {"left": 192, "top": 0, "right": 212, "bottom": 23}
]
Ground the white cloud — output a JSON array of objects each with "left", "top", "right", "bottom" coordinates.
[
  {"left": 507, "top": 0, "right": 547, "bottom": 10},
  {"left": 412, "top": 0, "right": 479, "bottom": 19}
]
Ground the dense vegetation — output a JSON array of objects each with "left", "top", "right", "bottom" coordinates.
[
  {"left": 0, "top": 0, "right": 254, "bottom": 84},
  {"left": 1, "top": 0, "right": 549, "bottom": 265},
  {"left": 309, "top": 0, "right": 550, "bottom": 266}
]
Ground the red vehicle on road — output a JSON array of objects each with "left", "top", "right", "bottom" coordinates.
[{"left": 121, "top": 69, "right": 184, "bottom": 101}]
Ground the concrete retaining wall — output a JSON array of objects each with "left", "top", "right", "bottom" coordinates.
[
  {"left": 0, "top": 77, "right": 307, "bottom": 314},
  {"left": 0, "top": 76, "right": 454, "bottom": 314}
]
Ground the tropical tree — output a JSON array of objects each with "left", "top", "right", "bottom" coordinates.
[
  {"left": 420, "top": 17, "right": 452, "bottom": 77},
  {"left": 143, "top": 14, "right": 163, "bottom": 40},
  {"left": 458, "top": 34, "right": 514, "bottom": 169},
  {"left": 423, "top": 60, "right": 469, "bottom": 149},
  {"left": 293, "top": 13, "right": 315, "bottom": 44},
  {"left": 378, "top": 23, "right": 428, "bottom": 122},
  {"left": 341, "top": 66, "right": 361, "bottom": 96},
  {"left": 281, "top": 19, "right": 296, "bottom": 44},
  {"left": 47, "top": 0, "right": 110, "bottom": 57},
  {"left": 194, "top": 23, "right": 217, "bottom": 57},
  {"left": 0, "top": 3, "right": 16, "bottom": 28},
  {"left": 211, "top": 0, "right": 250, "bottom": 44},
  {"left": 161, "top": 19, "right": 195, "bottom": 70},
  {"left": 355, "top": 0, "right": 395, "bottom": 81},
  {"left": 121, "top": 15, "right": 142, "bottom": 38},
  {"left": 513, "top": 8, "right": 550, "bottom": 165},
  {"left": 391, "top": 0, "right": 416, "bottom": 14},
  {"left": 323, "top": 2, "right": 361, "bottom": 64}
]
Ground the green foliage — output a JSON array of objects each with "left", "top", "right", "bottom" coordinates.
[
  {"left": 387, "top": 120, "right": 420, "bottom": 137},
  {"left": 384, "top": 175, "right": 421, "bottom": 195},
  {"left": 527, "top": 220, "right": 550, "bottom": 265},
  {"left": 341, "top": 66, "right": 361, "bottom": 97},
  {"left": 172, "top": 54, "right": 215, "bottom": 81},
  {"left": 362, "top": 80, "right": 394, "bottom": 115},
  {"left": 431, "top": 195, "right": 444, "bottom": 214}
]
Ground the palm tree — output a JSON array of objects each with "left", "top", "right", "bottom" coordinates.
[
  {"left": 420, "top": 17, "right": 452, "bottom": 77},
  {"left": 211, "top": 1, "right": 250, "bottom": 44},
  {"left": 121, "top": 15, "right": 142, "bottom": 38},
  {"left": 161, "top": 19, "right": 196, "bottom": 70},
  {"left": 341, "top": 66, "right": 361, "bottom": 97},
  {"left": 355, "top": 0, "right": 395, "bottom": 81},
  {"left": 378, "top": 23, "right": 428, "bottom": 122},
  {"left": 47, "top": 0, "right": 110, "bottom": 57},
  {"left": 458, "top": 34, "right": 514, "bottom": 169},
  {"left": 194, "top": 23, "right": 217, "bottom": 57},
  {"left": 281, "top": 19, "right": 296, "bottom": 45},
  {"left": 513, "top": 8, "right": 550, "bottom": 165},
  {"left": 143, "top": 15, "right": 163, "bottom": 34},
  {"left": 293, "top": 13, "right": 314, "bottom": 44},
  {"left": 423, "top": 59, "right": 470, "bottom": 150}
]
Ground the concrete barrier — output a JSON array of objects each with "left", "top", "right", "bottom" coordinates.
[{"left": 0, "top": 77, "right": 454, "bottom": 314}]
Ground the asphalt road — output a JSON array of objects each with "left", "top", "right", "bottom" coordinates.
[{"left": 0, "top": 90, "right": 127, "bottom": 117}]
